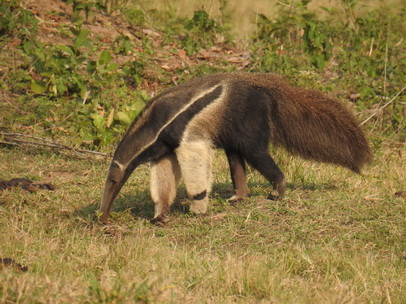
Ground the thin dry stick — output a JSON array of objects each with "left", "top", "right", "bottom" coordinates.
[
  {"left": 360, "top": 86, "right": 406, "bottom": 126},
  {"left": 1, "top": 92, "right": 28, "bottom": 114},
  {"left": 0, "top": 132, "right": 110, "bottom": 158},
  {"left": 383, "top": 21, "right": 390, "bottom": 97},
  {"left": 275, "top": 0, "right": 292, "bottom": 7},
  {"left": 288, "top": 0, "right": 294, "bottom": 17},
  {"left": 371, "top": 21, "right": 391, "bottom": 133}
]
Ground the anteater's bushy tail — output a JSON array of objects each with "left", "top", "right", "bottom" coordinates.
[{"left": 269, "top": 83, "right": 373, "bottom": 173}]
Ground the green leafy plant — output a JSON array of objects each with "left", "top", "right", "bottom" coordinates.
[
  {"left": 64, "top": 0, "right": 98, "bottom": 24},
  {"left": 122, "top": 60, "right": 145, "bottom": 87},
  {"left": 113, "top": 35, "right": 133, "bottom": 55},
  {"left": 181, "top": 10, "right": 226, "bottom": 55},
  {"left": 0, "top": 0, "right": 38, "bottom": 40},
  {"left": 28, "top": 27, "right": 93, "bottom": 97},
  {"left": 253, "top": 2, "right": 334, "bottom": 72},
  {"left": 1, "top": 0, "right": 404, "bottom": 150},
  {"left": 123, "top": 8, "right": 145, "bottom": 26},
  {"left": 302, "top": 19, "right": 332, "bottom": 69},
  {"left": 76, "top": 90, "right": 147, "bottom": 148}
]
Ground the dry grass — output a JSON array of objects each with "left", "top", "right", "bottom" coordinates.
[{"left": 0, "top": 141, "right": 405, "bottom": 303}]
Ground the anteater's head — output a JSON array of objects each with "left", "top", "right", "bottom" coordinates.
[{"left": 99, "top": 128, "right": 171, "bottom": 223}]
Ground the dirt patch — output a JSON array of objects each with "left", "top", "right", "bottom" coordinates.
[
  {"left": 0, "top": 258, "right": 28, "bottom": 272},
  {"left": 0, "top": 178, "right": 54, "bottom": 192}
]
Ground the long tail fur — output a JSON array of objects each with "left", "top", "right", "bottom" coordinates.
[{"left": 266, "top": 79, "right": 372, "bottom": 173}]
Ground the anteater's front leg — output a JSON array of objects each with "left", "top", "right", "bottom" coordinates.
[
  {"left": 226, "top": 150, "right": 249, "bottom": 202},
  {"left": 176, "top": 140, "right": 213, "bottom": 215},
  {"left": 150, "top": 153, "right": 181, "bottom": 223}
]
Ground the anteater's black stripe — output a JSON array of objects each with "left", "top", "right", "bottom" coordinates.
[
  {"left": 159, "top": 85, "right": 223, "bottom": 148},
  {"left": 116, "top": 84, "right": 223, "bottom": 167}
]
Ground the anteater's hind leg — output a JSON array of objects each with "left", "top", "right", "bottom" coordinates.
[
  {"left": 176, "top": 140, "right": 212, "bottom": 215},
  {"left": 243, "top": 149, "right": 285, "bottom": 200},
  {"left": 225, "top": 150, "right": 249, "bottom": 202},
  {"left": 150, "top": 153, "right": 181, "bottom": 223}
]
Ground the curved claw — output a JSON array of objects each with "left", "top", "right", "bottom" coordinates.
[
  {"left": 150, "top": 214, "right": 171, "bottom": 226},
  {"left": 268, "top": 178, "right": 286, "bottom": 200},
  {"left": 228, "top": 194, "right": 246, "bottom": 203}
]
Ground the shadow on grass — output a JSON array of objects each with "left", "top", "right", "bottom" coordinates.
[
  {"left": 73, "top": 189, "right": 154, "bottom": 222},
  {"left": 287, "top": 181, "right": 338, "bottom": 191},
  {"left": 73, "top": 180, "right": 338, "bottom": 222},
  {"left": 74, "top": 183, "right": 234, "bottom": 222},
  {"left": 222, "top": 180, "right": 338, "bottom": 193}
]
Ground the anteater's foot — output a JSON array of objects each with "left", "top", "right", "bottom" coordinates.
[
  {"left": 99, "top": 213, "right": 109, "bottom": 224},
  {"left": 228, "top": 194, "right": 248, "bottom": 203},
  {"left": 189, "top": 198, "right": 208, "bottom": 215},
  {"left": 268, "top": 178, "right": 286, "bottom": 201},
  {"left": 150, "top": 214, "right": 170, "bottom": 226},
  {"left": 267, "top": 193, "right": 281, "bottom": 200}
]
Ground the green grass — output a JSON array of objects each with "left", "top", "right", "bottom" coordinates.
[{"left": 0, "top": 144, "right": 404, "bottom": 303}]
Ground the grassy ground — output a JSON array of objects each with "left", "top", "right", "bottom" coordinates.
[
  {"left": 1, "top": 0, "right": 405, "bottom": 302},
  {"left": 0, "top": 141, "right": 404, "bottom": 303}
]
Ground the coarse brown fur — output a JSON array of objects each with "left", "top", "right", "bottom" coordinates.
[{"left": 247, "top": 74, "right": 371, "bottom": 173}]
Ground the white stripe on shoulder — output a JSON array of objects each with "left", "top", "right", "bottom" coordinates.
[{"left": 123, "top": 83, "right": 223, "bottom": 167}]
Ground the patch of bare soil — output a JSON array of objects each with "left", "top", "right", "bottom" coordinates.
[
  {"left": 0, "top": 178, "right": 54, "bottom": 192},
  {"left": 0, "top": 258, "right": 28, "bottom": 272}
]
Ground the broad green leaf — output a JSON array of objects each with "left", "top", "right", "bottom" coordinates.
[
  {"left": 99, "top": 50, "right": 112, "bottom": 65},
  {"left": 55, "top": 78, "right": 68, "bottom": 95},
  {"left": 86, "top": 60, "right": 97, "bottom": 74},
  {"left": 129, "top": 110, "right": 141, "bottom": 120},
  {"left": 132, "top": 99, "right": 145, "bottom": 112},
  {"left": 31, "top": 80, "right": 47, "bottom": 94},
  {"left": 106, "top": 62, "right": 119, "bottom": 72},
  {"left": 55, "top": 45, "right": 74, "bottom": 57},
  {"left": 80, "top": 85, "right": 91, "bottom": 101},
  {"left": 91, "top": 114, "right": 105, "bottom": 130},
  {"left": 116, "top": 111, "right": 131, "bottom": 126},
  {"left": 73, "top": 29, "right": 93, "bottom": 52}
]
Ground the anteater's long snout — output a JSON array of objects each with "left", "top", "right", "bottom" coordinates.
[{"left": 99, "top": 163, "right": 126, "bottom": 223}]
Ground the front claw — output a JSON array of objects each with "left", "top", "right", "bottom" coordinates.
[
  {"left": 227, "top": 194, "right": 246, "bottom": 203},
  {"left": 268, "top": 178, "right": 286, "bottom": 201},
  {"left": 150, "top": 214, "right": 171, "bottom": 226},
  {"left": 267, "top": 193, "right": 282, "bottom": 201}
]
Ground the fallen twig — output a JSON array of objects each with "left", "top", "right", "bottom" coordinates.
[
  {"left": 360, "top": 86, "right": 406, "bottom": 126},
  {"left": 0, "top": 132, "right": 110, "bottom": 159}
]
